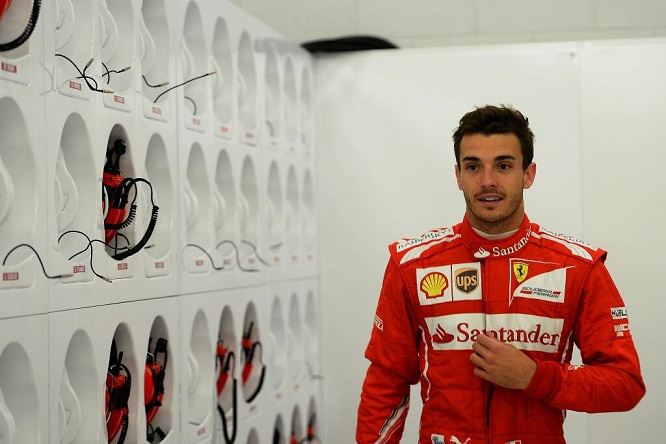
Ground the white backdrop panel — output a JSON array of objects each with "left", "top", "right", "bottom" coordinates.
[{"left": 580, "top": 40, "right": 666, "bottom": 444}]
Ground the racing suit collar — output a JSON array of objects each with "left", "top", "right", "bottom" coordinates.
[{"left": 461, "top": 214, "right": 532, "bottom": 260}]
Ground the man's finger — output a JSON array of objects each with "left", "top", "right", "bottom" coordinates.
[{"left": 475, "top": 332, "right": 499, "bottom": 348}]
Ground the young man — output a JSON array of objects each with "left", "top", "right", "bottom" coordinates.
[{"left": 356, "top": 105, "right": 645, "bottom": 444}]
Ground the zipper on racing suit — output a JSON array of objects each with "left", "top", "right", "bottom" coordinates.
[
  {"left": 481, "top": 258, "right": 493, "bottom": 444},
  {"left": 485, "top": 384, "right": 494, "bottom": 443}
]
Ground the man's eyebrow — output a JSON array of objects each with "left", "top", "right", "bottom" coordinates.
[{"left": 461, "top": 155, "right": 517, "bottom": 163}]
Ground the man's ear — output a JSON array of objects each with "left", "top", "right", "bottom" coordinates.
[
  {"left": 523, "top": 162, "right": 537, "bottom": 189},
  {"left": 454, "top": 164, "right": 462, "bottom": 190}
]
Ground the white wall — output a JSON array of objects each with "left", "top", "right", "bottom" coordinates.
[
  {"left": 579, "top": 40, "right": 666, "bottom": 442},
  {"left": 316, "top": 40, "right": 666, "bottom": 443},
  {"left": 229, "top": 0, "right": 666, "bottom": 48}
]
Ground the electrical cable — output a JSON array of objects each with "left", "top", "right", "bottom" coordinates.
[
  {"left": 146, "top": 424, "right": 166, "bottom": 443},
  {"left": 152, "top": 70, "right": 216, "bottom": 105},
  {"left": 111, "top": 204, "right": 158, "bottom": 261},
  {"left": 216, "top": 342, "right": 237, "bottom": 444},
  {"left": 141, "top": 75, "right": 169, "bottom": 89},
  {"left": 214, "top": 240, "right": 261, "bottom": 273},
  {"left": 217, "top": 382, "right": 237, "bottom": 444},
  {"left": 54, "top": 54, "right": 113, "bottom": 93},
  {"left": 114, "top": 232, "right": 131, "bottom": 254},
  {"left": 101, "top": 142, "right": 160, "bottom": 261},
  {"left": 184, "top": 244, "right": 226, "bottom": 271},
  {"left": 101, "top": 61, "right": 131, "bottom": 83},
  {"left": 57, "top": 231, "right": 112, "bottom": 283},
  {"left": 145, "top": 338, "right": 168, "bottom": 443},
  {"left": 80, "top": 56, "right": 113, "bottom": 93},
  {"left": 184, "top": 96, "right": 197, "bottom": 115},
  {"left": 0, "top": 0, "right": 41, "bottom": 52},
  {"left": 106, "top": 342, "right": 131, "bottom": 444},
  {"left": 241, "top": 322, "right": 266, "bottom": 404},
  {"left": 1, "top": 243, "right": 73, "bottom": 279},
  {"left": 240, "top": 239, "right": 273, "bottom": 266}
]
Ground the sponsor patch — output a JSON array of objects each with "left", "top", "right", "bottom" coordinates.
[
  {"left": 374, "top": 314, "right": 384, "bottom": 331},
  {"left": 431, "top": 434, "right": 446, "bottom": 444},
  {"left": 611, "top": 307, "right": 628, "bottom": 320},
  {"left": 475, "top": 229, "right": 531, "bottom": 259},
  {"left": 513, "top": 262, "right": 529, "bottom": 283},
  {"left": 614, "top": 323, "right": 630, "bottom": 337},
  {"left": 610, "top": 307, "right": 631, "bottom": 338},
  {"left": 417, "top": 264, "right": 482, "bottom": 305},
  {"left": 396, "top": 228, "right": 454, "bottom": 252},
  {"left": 417, "top": 267, "right": 453, "bottom": 305},
  {"left": 453, "top": 263, "right": 482, "bottom": 301},
  {"left": 426, "top": 313, "right": 564, "bottom": 353},
  {"left": 510, "top": 259, "right": 569, "bottom": 305},
  {"left": 474, "top": 247, "right": 491, "bottom": 259},
  {"left": 539, "top": 228, "right": 598, "bottom": 251},
  {"left": 421, "top": 272, "right": 449, "bottom": 299}
]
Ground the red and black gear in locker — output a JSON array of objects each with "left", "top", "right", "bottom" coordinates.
[
  {"left": 145, "top": 337, "right": 168, "bottom": 443},
  {"left": 102, "top": 138, "right": 159, "bottom": 260},
  {"left": 103, "top": 139, "right": 132, "bottom": 245},
  {"left": 241, "top": 321, "right": 265, "bottom": 404},
  {"left": 303, "top": 413, "right": 321, "bottom": 444},
  {"left": 290, "top": 413, "right": 321, "bottom": 444},
  {"left": 106, "top": 340, "right": 131, "bottom": 444},
  {"left": 0, "top": 0, "right": 12, "bottom": 19},
  {"left": 216, "top": 339, "right": 237, "bottom": 444},
  {"left": 0, "top": 0, "right": 41, "bottom": 52}
]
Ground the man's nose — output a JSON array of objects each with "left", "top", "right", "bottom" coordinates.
[{"left": 480, "top": 168, "right": 497, "bottom": 187}]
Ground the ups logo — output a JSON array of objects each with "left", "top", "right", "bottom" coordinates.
[{"left": 455, "top": 267, "right": 478, "bottom": 293}]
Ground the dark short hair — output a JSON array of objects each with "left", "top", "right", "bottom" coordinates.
[{"left": 452, "top": 105, "right": 534, "bottom": 170}]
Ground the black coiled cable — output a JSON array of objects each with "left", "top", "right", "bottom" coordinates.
[
  {"left": 104, "top": 204, "right": 137, "bottom": 231},
  {"left": 117, "top": 413, "right": 129, "bottom": 444},
  {"left": 112, "top": 205, "right": 158, "bottom": 261},
  {"left": 217, "top": 373, "right": 237, "bottom": 444}
]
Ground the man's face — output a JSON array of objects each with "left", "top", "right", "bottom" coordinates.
[{"left": 455, "top": 133, "right": 536, "bottom": 234}]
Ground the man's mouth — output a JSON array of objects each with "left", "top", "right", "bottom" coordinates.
[{"left": 478, "top": 195, "right": 503, "bottom": 203}]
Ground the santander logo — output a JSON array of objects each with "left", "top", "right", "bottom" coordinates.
[
  {"left": 432, "top": 324, "right": 455, "bottom": 343},
  {"left": 474, "top": 247, "right": 490, "bottom": 259},
  {"left": 427, "top": 313, "right": 564, "bottom": 353}
]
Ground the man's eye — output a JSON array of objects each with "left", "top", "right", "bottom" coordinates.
[
  {"left": 466, "top": 164, "right": 478, "bottom": 171},
  {"left": 498, "top": 164, "right": 511, "bottom": 170}
]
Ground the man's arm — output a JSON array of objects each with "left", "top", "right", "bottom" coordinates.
[
  {"left": 471, "top": 260, "right": 645, "bottom": 412},
  {"left": 357, "top": 259, "right": 421, "bottom": 443},
  {"left": 525, "top": 260, "right": 645, "bottom": 412}
]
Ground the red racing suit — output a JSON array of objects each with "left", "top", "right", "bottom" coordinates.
[{"left": 357, "top": 215, "right": 645, "bottom": 444}]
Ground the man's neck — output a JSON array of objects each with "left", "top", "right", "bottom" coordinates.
[{"left": 472, "top": 227, "right": 518, "bottom": 240}]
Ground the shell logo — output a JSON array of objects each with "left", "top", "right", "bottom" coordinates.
[{"left": 420, "top": 272, "right": 448, "bottom": 299}]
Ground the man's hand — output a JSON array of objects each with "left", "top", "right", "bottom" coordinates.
[{"left": 470, "top": 332, "right": 537, "bottom": 389}]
